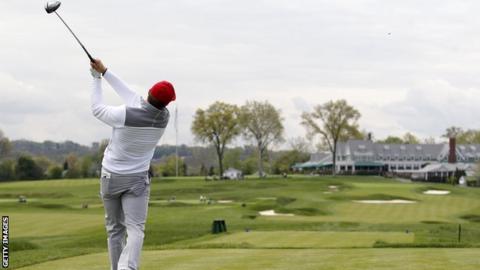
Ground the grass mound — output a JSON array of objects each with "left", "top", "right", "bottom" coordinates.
[
  {"left": 350, "top": 193, "right": 416, "bottom": 201},
  {"left": 460, "top": 214, "right": 480, "bottom": 223},
  {"left": 10, "top": 239, "right": 39, "bottom": 251}
]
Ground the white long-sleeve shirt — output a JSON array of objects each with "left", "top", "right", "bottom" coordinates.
[{"left": 91, "top": 70, "right": 170, "bottom": 174}]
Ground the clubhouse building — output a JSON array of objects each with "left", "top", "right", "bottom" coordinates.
[{"left": 294, "top": 138, "right": 478, "bottom": 182}]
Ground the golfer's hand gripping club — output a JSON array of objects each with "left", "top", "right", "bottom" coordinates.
[{"left": 90, "top": 59, "right": 107, "bottom": 75}]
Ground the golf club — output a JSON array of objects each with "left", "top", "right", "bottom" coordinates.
[{"left": 45, "top": 1, "right": 94, "bottom": 62}]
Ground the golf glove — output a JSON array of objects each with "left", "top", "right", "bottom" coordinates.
[{"left": 90, "top": 68, "right": 101, "bottom": 79}]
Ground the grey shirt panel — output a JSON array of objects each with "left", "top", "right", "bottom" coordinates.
[{"left": 125, "top": 99, "right": 170, "bottom": 128}]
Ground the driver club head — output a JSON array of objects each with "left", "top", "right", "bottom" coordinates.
[{"left": 45, "top": 1, "right": 61, "bottom": 14}]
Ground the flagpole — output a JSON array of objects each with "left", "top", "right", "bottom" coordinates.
[{"left": 175, "top": 105, "right": 179, "bottom": 177}]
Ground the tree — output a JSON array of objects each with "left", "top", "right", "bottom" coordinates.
[
  {"left": 34, "top": 156, "right": 54, "bottom": 178},
  {"left": 402, "top": 132, "right": 420, "bottom": 144},
  {"left": 240, "top": 101, "right": 284, "bottom": 177},
  {"left": 15, "top": 155, "right": 43, "bottom": 180},
  {"left": 288, "top": 137, "right": 312, "bottom": 154},
  {"left": 456, "top": 129, "right": 480, "bottom": 144},
  {"left": 273, "top": 150, "right": 310, "bottom": 174},
  {"left": 155, "top": 155, "right": 186, "bottom": 177},
  {"left": 64, "top": 153, "right": 81, "bottom": 178},
  {"left": 80, "top": 156, "right": 94, "bottom": 178},
  {"left": 182, "top": 163, "right": 188, "bottom": 176},
  {"left": 208, "top": 166, "right": 215, "bottom": 176},
  {"left": 240, "top": 154, "right": 257, "bottom": 175},
  {"left": 424, "top": 136, "right": 436, "bottom": 144},
  {"left": 301, "top": 99, "right": 361, "bottom": 175},
  {"left": 0, "top": 159, "right": 15, "bottom": 181},
  {"left": 47, "top": 166, "right": 63, "bottom": 179},
  {"left": 223, "top": 148, "right": 243, "bottom": 170},
  {"left": 199, "top": 163, "right": 207, "bottom": 176},
  {"left": 443, "top": 126, "right": 463, "bottom": 138},
  {"left": 474, "top": 161, "right": 480, "bottom": 187},
  {"left": 0, "top": 130, "right": 12, "bottom": 158},
  {"left": 377, "top": 136, "right": 404, "bottom": 144},
  {"left": 191, "top": 101, "right": 242, "bottom": 177}
]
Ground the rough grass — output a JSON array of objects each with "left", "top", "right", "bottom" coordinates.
[{"left": 16, "top": 249, "right": 480, "bottom": 270}]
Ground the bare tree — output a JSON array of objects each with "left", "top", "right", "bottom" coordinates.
[
  {"left": 0, "top": 129, "right": 12, "bottom": 158},
  {"left": 424, "top": 136, "right": 436, "bottom": 144},
  {"left": 443, "top": 126, "right": 463, "bottom": 138},
  {"left": 288, "top": 136, "right": 312, "bottom": 153}
]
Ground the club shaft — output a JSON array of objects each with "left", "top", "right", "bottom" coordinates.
[{"left": 54, "top": 11, "right": 94, "bottom": 62}]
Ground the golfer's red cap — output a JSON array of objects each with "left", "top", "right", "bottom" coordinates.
[{"left": 148, "top": 81, "right": 176, "bottom": 107}]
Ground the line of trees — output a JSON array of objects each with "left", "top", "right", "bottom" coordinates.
[
  {"left": 0, "top": 134, "right": 108, "bottom": 181},
  {"left": 6, "top": 97, "right": 480, "bottom": 180},
  {"left": 192, "top": 100, "right": 285, "bottom": 177}
]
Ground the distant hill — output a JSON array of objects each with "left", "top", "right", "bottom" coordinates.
[
  {"left": 9, "top": 139, "right": 287, "bottom": 174},
  {"left": 9, "top": 140, "right": 242, "bottom": 166},
  {"left": 11, "top": 140, "right": 94, "bottom": 162}
]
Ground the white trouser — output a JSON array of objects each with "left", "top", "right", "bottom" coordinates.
[{"left": 100, "top": 169, "right": 151, "bottom": 270}]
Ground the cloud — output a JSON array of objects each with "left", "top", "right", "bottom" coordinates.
[
  {"left": 1, "top": 0, "right": 480, "bottom": 147},
  {"left": 384, "top": 80, "right": 480, "bottom": 137}
]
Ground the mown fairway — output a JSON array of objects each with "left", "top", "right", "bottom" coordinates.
[{"left": 1, "top": 176, "right": 480, "bottom": 269}]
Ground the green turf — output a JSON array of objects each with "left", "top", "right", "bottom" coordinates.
[
  {"left": 2, "top": 176, "right": 480, "bottom": 269},
  {"left": 190, "top": 231, "right": 414, "bottom": 248},
  {"left": 16, "top": 249, "right": 480, "bottom": 270}
]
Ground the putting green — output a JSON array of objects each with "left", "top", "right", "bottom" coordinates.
[
  {"left": 193, "top": 231, "right": 414, "bottom": 248},
  {"left": 17, "top": 249, "right": 480, "bottom": 270}
]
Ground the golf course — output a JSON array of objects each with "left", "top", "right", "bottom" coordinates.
[{"left": 2, "top": 175, "right": 480, "bottom": 269}]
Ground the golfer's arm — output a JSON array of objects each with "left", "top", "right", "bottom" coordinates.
[
  {"left": 91, "top": 78, "right": 126, "bottom": 127},
  {"left": 103, "top": 70, "right": 141, "bottom": 107}
]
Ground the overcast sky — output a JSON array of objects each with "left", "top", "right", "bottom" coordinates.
[{"left": 1, "top": 0, "right": 480, "bottom": 148}]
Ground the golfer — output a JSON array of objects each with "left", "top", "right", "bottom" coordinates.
[{"left": 90, "top": 59, "right": 175, "bottom": 270}]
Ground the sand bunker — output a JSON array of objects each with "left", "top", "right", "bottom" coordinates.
[
  {"left": 217, "top": 200, "right": 233, "bottom": 203},
  {"left": 423, "top": 190, "right": 450, "bottom": 195},
  {"left": 354, "top": 200, "right": 416, "bottom": 204},
  {"left": 259, "top": 210, "right": 295, "bottom": 217},
  {"left": 325, "top": 185, "right": 339, "bottom": 193}
]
